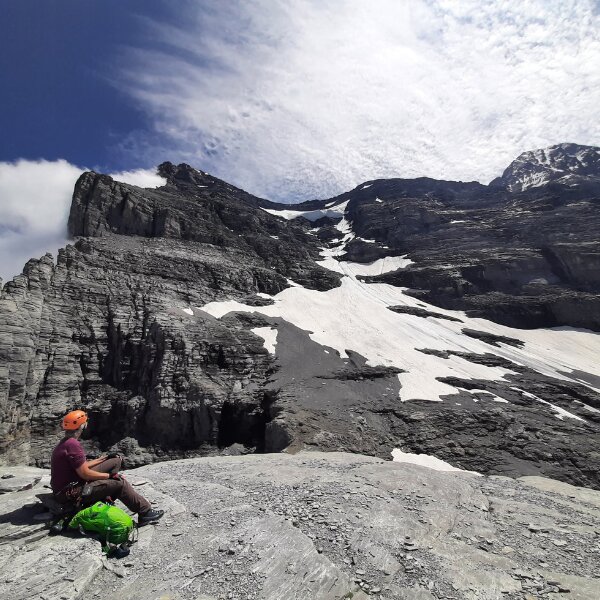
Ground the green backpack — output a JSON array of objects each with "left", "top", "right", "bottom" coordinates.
[{"left": 68, "top": 501, "right": 135, "bottom": 553}]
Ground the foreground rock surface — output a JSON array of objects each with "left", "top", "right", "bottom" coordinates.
[{"left": 1, "top": 453, "right": 599, "bottom": 600}]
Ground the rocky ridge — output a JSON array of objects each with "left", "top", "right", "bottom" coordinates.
[
  {"left": 0, "top": 144, "right": 599, "bottom": 491},
  {"left": 491, "top": 143, "right": 600, "bottom": 192},
  {"left": 1, "top": 452, "right": 599, "bottom": 600}
]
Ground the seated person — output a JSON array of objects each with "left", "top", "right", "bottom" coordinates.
[{"left": 51, "top": 410, "right": 163, "bottom": 525}]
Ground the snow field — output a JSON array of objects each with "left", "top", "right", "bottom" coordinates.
[
  {"left": 391, "top": 449, "right": 481, "bottom": 475},
  {"left": 199, "top": 259, "right": 600, "bottom": 404},
  {"left": 200, "top": 200, "right": 600, "bottom": 406}
]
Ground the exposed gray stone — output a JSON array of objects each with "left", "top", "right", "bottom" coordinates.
[
  {"left": 1, "top": 452, "right": 598, "bottom": 600},
  {"left": 0, "top": 467, "right": 47, "bottom": 494}
]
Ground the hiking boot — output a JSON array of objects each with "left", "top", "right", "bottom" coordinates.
[{"left": 138, "top": 508, "right": 164, "bottom": 525}]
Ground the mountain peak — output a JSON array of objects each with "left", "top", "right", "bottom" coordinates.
[
  {"left": 157, "top": 161, "right": 213, "bottom": 187},
  {"left": 492, "top": 142, "right": 600, "bottom": 192}
]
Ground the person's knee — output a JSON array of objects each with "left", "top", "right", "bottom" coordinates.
[{"left": 104, "top": 456, "right": 123, "bottom": 474}]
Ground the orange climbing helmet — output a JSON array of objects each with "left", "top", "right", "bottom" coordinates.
[{"left": 62, "top": 410, "right": 88, "bottom": 431}]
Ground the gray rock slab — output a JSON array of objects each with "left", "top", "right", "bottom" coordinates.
[
  {"left": 518, "top": 475, "right": 600, "bottom": 509},
  {"left": 0, "top": 537, "right": 102, "bottom": 600},
  {"left": 0, "top": 466, "right": 48, "bottom": 494},
  {"left": 0, "top": 485, "right": 54, "bottom": 544},
  {"left": 1, "top": 453, "right": 599, "bottom": 599}
]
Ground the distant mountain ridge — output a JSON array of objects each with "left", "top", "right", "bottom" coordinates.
[{"left": 491, "top": 142, "right": 600, "bottom": 192}]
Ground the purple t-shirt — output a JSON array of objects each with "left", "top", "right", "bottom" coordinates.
[{"left": 50, "top": 437, "right": 86, "bottom": 492}]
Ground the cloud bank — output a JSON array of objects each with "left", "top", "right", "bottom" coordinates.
[
  {"left": 0, "top": 161, "right": 164, "bottom": 282},
  {"left": 119, "top": 0, "right": 600, "bottom": 201}
]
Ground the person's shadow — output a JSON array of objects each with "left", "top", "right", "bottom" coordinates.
[{"left": 0, "top": 493, "right": 76, "bottom": 537}]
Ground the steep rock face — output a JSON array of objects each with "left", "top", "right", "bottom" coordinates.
[
  {"left": 0, "top": 168, "right": 339, "bottom": 466},
  {"left": 329, "top": 169, "right": 600, "bottom": 331},
  {"left": 1, "top": 149, "right": 599, "bottom": 491}
]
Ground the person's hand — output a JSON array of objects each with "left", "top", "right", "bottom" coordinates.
[
  {"left": 97, "top": 455, "right": 108, "bottom": 462},
  {"left": 109, "top": 473, "right": 123, "bottom": 481}
]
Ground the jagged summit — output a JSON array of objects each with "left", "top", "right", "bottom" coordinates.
[
  {"left": 492, "top": 142, "right": 600, "bottom": 192},
  {"left": 157, "top": 161, "right": 225, "bottom": 190},
  {"left": 155, "top": 144, "right": 600, "bottom": 210}
]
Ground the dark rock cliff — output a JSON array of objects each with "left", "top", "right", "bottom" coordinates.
[
  {"left": 0, "top": 167, "right": 339, "bottom": 466},
  {"left": 337, "top": 176, "right": 600, "bottom": 331},
  {"left": 1, "top": 146, "right": 599, "bottom": 489}
]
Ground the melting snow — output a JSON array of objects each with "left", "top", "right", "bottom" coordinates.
[
  {"left": 574, "top": 401, "right": 600, "bottom": 414},
  {"left": 342, "top": 256, "right": 413, "bottom": 277},
  {"left": 199, "top": 269, "right": 600, "bottom": 403},
  {"left": 262, "top": 200, "right": 349, "bottom": 222},
  {"left": 251, "top": 327, "right": 278, "bottom": 355},
  {"left": 392, "top": 449, "right": 481, "bottom": 475},
  {"left": 181, "top": 307, "right": 194, "bottom": 315},
  {"left": 517, "top": 390, "right": 586, "bottom": 422},
  {"left": 197, "top": 218, "right": 600, "bottom": 404}
]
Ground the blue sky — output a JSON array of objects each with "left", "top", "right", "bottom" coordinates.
[
  {"left": 0, "top": 0, "right": 169, "bottom": 171},
  {"left": 1, "top": 0, "right": 599, "bottom": 280}
]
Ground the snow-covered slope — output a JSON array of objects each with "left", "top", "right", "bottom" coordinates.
[
  {"left": 199, "top": 220, "right": 600, "bottom": 406},
  {"left": 493, "top": 143, "right": 600, "bottom": 192}
]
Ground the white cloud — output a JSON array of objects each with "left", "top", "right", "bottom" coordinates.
[
  {"left": 108, "top": 168, "right": 166, "bottom": 189},
  {"left": 119, "top": 0, "right": 600, "bottom": 201},
  {"left": 0, "top": 159, "right": 82, "bottom": 283},
  {"left": 0, "top": 161, "right": 164, "bottom": 282}
]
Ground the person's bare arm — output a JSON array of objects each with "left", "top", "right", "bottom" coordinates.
[
  {"left": 86, "top": 455, "right": 107, "bottom": 468},
  {"left": 75, "top": 462, "right": 111, "bottom": 481}
]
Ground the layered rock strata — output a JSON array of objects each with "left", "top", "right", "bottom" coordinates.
[
  {"left": 0, "top": 165, "right": 339, "bottom": 466},
  {"left": 1, "top": 147, "right": 599, "bottom": 490}
]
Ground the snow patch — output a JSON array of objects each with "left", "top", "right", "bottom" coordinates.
[
  {"left": 262, "top": 200, "right": 349, "bottom": 222},
  {"left": 181, "top": 307, "right": 194, "bottom": 315},
  {"left": 251, "top": 326, "right": 278, "bottom": 355},
  {"left": 341, "top": 256, "right": 414, "bottom": 276},
  {"left": 517, "top": 390, "right": 586, "bottom": 422},
  {"left": 392, "top": 449, "right": 481, "bottom": 475}
]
